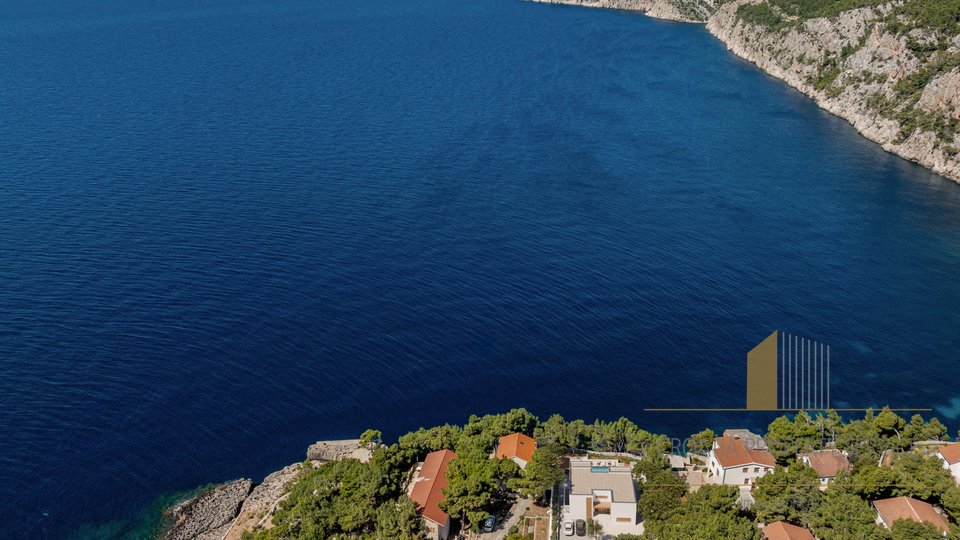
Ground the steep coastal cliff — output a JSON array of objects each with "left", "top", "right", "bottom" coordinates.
[
  {"left": 158, "top": 440, "right": 373, "bottom": 540},
  {"left": 529, "top": 0, "right": 721, "bottom": 22},
  {"left": 532, "top": 0, "right": 960, "bottom": 183}
]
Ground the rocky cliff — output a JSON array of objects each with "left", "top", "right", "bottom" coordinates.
[
  {"left": 222, "top": 464, "right": 302, "bottom": 540},
  {"left": 530, "top": 0, "right": 721, "bottom": 22},
  {"left": 159, "top": 440, "right": 372, "bottom": 540},
  {"left": 306, "top": 438, "right": 376, "bottom": 463},
  {"left": 708, "top": 1, "right": 960, "bottom": 182},
  {"left": 531, "top": 0, "right": 960, "bottom": 183},
  {"left": 159, "top": 480, "right": 252, "bottom": 540}
]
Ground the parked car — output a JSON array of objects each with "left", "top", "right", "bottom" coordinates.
[
  {"left": 575, "top": 519, "right": 586, "bottom": 537},
  {"left": 483, "top": 515, "right": 496, "bottom": 532},
  {"left": 563, "top": 520, "right": 574, "bottom": 536}
]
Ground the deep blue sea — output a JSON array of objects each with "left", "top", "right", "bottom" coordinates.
[{"left": 2, "top": 0, "right": 960, "bottom": 537}]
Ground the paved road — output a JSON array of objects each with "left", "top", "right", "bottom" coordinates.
[{"left": 471, "top": 498, "right": 531, "bottom": 540}]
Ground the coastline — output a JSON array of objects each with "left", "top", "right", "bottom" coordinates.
[
  {"left": 9, "top": 2, "right": 960, "bottom": 538},
  {"left": 527, "top": 0, "right": 714, "bottom": 23},
  {"left": 148, "top": 409, "right": 958, "bottom": 539},
  {"left": 528, "top": 0, "right": 960, "bottom": 184}
]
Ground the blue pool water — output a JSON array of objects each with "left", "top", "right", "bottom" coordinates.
[{"left": 2, "top": 0, "right": 960, "bottom": 536}]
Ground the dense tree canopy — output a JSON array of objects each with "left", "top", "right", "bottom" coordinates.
[
  {"left": 807, "top": 490, "right": 889, "bottom": 540},
  {"left": 903, "top": 414, "right": 949, "bottom": 442},
  {"left": 637, "top": 469, "right": 687, "bottom": 523},
  {"left": 396, "top": 424, "right": 461, "bottom": 455},
  {"left": 531, "top": 414, "right": 672, "bottom": 456},
  {"left": 239, "top": 408, "right": 960, "bottom": 540},
  {"left": 843, "top": 452, "right": 956, "bottom": 503},
  {"left": 767, "top": 408, "right": 952, "bottom": 469},
  {"left": 516, "top": 443, "right": 564, "bottom": 500},
  {"left": 766, "top": 411, "right": 822, "bottom": 464},
  {"left": 687, "top": 429, "right": 717, "bottom": 456},
  {"left": 890, "top": 519, "right": 946, "bottom": 540},
  {"left": 533, "top": 414, "right": 587, "bottom": 449},
  {"left": 751, "top": 462, "right": 823, "bottom": 523},
  {"left": 440, "top": 448, "right": 519, "bottom": 531},
  {"left": 252, "top": 458, "right": 382, "bottom": 539},
  {"left": 373, "top": 498, "right": 427, "bottom": 540},
  {"left": 644, "top": 485, "right": 759, "bottom": 540}
]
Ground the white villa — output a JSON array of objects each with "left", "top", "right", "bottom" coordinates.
[
  {"left": 563, "top": 458, "right": 643, "bottom": 536},
  {"left": 708, "top": 435, "right": 776, "bottom": 486}
]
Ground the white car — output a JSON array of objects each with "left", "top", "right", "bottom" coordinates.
[{"left": 563, "top": 520, "right": 574, "bottom": 536}]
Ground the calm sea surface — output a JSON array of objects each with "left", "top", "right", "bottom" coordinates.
[{"left": 2, "top": 0, "right": 960, "bottom": 536}]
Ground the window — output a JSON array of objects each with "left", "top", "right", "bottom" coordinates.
[
  {"left": 754, "top": 467, "right": 759, "bottom": 473},
  {"left": 742, "top": 467, "right": 748, "bottom": 473}
]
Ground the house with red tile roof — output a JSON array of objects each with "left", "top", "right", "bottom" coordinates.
[
  {"left": 723, "top": 429, "right": 769, "bottom": 451},
  {"left": 708, "top": 435, "right": 776, "bottom": 486},
  {"left": 495, "top": 432, "right": 537, "bottom": 469},
  {"left": 408, "top": 449, "right": 456, "bottom": 540},
  {"left": 938, "top": 441, "right": 960, "bottom": 484},
  {"left": 799, "top": 450, "right": 851, "bottom": 486},
  {"left": 873, "top": 496, "right": 949, "bottom": 535},
  {"left": 762, "top": 521, "right": 817, "bottom": 540}
]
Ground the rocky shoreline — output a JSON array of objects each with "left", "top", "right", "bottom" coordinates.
[
  {"left": 158, "top": 440, "right": 373, "bottom": 540},
  {"left": 528, "top": 0, "right": 720, "bottom": 23},
  {"left": 150, "top": 409, "right": 960, "bottom": 540},
  {"left": 159, "top": 480, "right": 252, "bottom": 540},
  {"left": 529, "top": 0, "right": 960, "bottom": 184}
]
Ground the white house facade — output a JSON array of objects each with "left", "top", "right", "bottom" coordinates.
[
  {"left": 708, "top": 435, "right": 776, "bottom": 486},
  {"left": 564, "top": 458, "right": 642, "bottom": 536}
]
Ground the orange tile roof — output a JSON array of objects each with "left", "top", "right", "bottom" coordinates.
[
  {"left": 762, "top": 521, "right": 817, "bottom": 540},
  {"left": 799, "top": 450, "right": 851, "bottom": 478},
  {"left": 409, "top": 449, "right": 456, "bottom": 526},
  {"left": 939, "top": 441, "right": 960, "bottom": 465},
  {"left": 714, "top": 436, "right": 776, "bottom": 468},
  {"left": 874, "top": 497, "right": 949, "bottom": 533},
  {"left": 496, "top": 433, "right": 537, "bottom": 463}
]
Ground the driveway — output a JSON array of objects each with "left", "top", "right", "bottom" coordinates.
[{"left": 469, "top": 498, "right": 531, "bottom": 540}]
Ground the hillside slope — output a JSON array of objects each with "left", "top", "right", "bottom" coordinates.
[
  {"left": 529, "top": 0, "right": 720, "bottom": 22},
  {"left": 532, "top": 0, "right": 960, "bottom": 183}
]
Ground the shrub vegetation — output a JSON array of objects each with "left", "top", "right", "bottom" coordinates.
[{"left": 241, "top": 408, "right": 960, "bottom": 539}]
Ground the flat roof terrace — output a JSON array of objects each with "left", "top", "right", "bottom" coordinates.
[{"left": 568, "top": 459, "right": 636, "bottom": 503}]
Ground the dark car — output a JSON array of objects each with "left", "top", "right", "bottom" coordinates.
[
  {"left": 575, "top": 519, "right": 586, "bottom": 537},
  {"left": 483, "top": 516, "right": 496, "bottom": 532}
]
